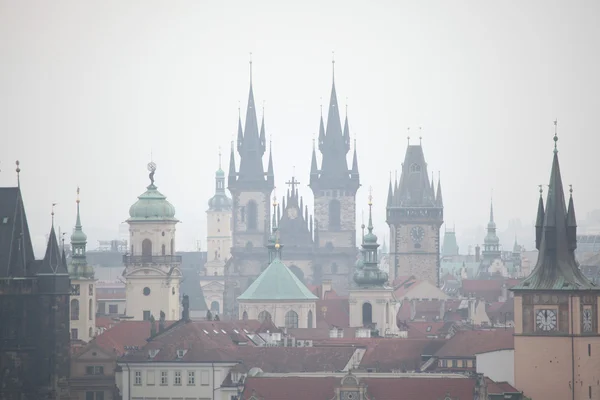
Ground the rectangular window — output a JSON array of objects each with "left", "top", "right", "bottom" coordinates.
[
  {"left": 86, "top": 393, "right": 94, "bottom": 400},
  {"left": 201, "top": 370, "right": 209, "bottom": 385},
  {"left": 451, "top": 360, "right": 458, "bottom": 368},
  {"left": 85, "top": 366, "right": 104, "bottom": 375},
  {"left": 95, "top": 393, "right": 104, "bottom": 400},
  {"left": 143, "top": 310, "right": 151, "bottom": 321},
  {"left": 174, "top": 370, "right": 182, "bottom": 385},
  {"left": 461, "top": 360, "right": 467, "bottom": 368},
  {"left": 147, "top": 370, "right": 155, "bottom": 385},
  {"left": 160, "top": 370, "right": 168, "bottom": 385},
  {"left": 71, "top": 329, "right": 78, "bottom": 340},
  {"left": 187, "top": 371, "right": 195, "bottom": 385},
  {"left": 109, "top": 304, "right": 118, "bottom": 314},
  {"left": 134, "top": 371, "right": 142, "bottom": 385}
]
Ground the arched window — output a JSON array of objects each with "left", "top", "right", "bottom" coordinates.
[
  {"left": 170, "top": 238, "right": 174, "bottom": 255},
  {"left": 258, "top": 311, "right": 272, "bottom": 323},
  {"left": 410, "top": 163, "right": 421, "bottom": 173},
  {"left": 308, "top": 310, "right": 313, "bottom": 328},
  {"left": 142, "top": 239, "right": 152, "bottom": 257},
  {"left": 242, "top": 311, "right": 248, "bottom": 320},
  {"left": 328, "top": 200, "right": 341, "bottom": 230},
  {"left": 285, "top": 310, "right": 299, "bottom": 328},
  {"left": 89, "top": 299, "right": 93, "bottom": 320},
  {"left": 161, "top": 244, "right": 166, "bottom": 256},
  {"left": 70, "top": 299, "right": 80, "bottom": 321},
  {"left": 362, "top": 302, "right": 372, "bottom": 326},
  {"left": 246, "top": 200, "right": 258, "bottom": 230},
  {"left": 210, "top": 301, "right": 220, "bottom": 313}
]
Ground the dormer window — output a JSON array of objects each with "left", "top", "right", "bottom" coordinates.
[
  {"left": 148, "top": 349, "right": 160, "bottom": 358},
  {"left": 410, "top": 163, "right": 421, "bottom": 173},
  {"left": 176, "top": 349, "right": 187, "bottom": 359}
]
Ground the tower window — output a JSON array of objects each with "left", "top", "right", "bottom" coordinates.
[
  {"left": 362, "top": 302, "right": 373, "bottom": 326},
  {"left": 142, "top": 239, "right": 152, "bottom": 257},
  {"left": 70, "top": 299, "right": 80, "bottom": 321},
  {"left": 161, "top": 244, "right": 166, "bottom": 256},
  {"left": 285, "top": 310, "right": 299, "bottom": 328},
  {"left": 410, "top": 163, "right": 421, "bottom": 173},
  {"left": 246, "top": 200, "right": 258, "bottom": 231},
  {"left": 329, "top": 199, "right": 341, "bottom": 230}
]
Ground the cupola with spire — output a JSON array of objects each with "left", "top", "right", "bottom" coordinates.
[
  {"left": 208, "top": 149, "right": 232, "bottom": 212},
  {"left": 128, "top": 162, "right": 178, "bottom": 222},
  {"left": 353, "top": 191, "right": 388, "bottom": 286},
  {"left": 70, "top": 187, "right": 93, "bottom": 279}
]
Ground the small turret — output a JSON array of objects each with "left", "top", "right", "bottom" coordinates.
[
  {"left": 567, "top": 185, "right": 577, "bottom": 251},
  {"left": 310, "top": 139, "right": 319, "bottom": 186},
  {"left": 266, "top": 142, "right": 274, "bottom": 187},
  {"left": 535, "top": 186, "right": 545, "bottom": 250},
  {"left": 436, "top": 174, "right": 443, "bottom": 207},
  {"left": 228, "top": 141, "right": 236, "bottom": 188},
  {"left": 351, "top": 139, "right": 359, "bottom": 180}
]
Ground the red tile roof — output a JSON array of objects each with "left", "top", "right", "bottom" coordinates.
[
  {"left": 359, "top": 339, "right": 446, "bottom": 372},
  {"left": 94, "top": 320, "right": 177, "bottom": 355},
  {"left": 242, "top": 375, "right": 477, "bottom": 400},
  {"left": 461, "top": 278, "right": 521, "bottom": 302},
  {"left": 485, "top": 377, "right": 520, "bottom": 394},
  {"left": 435, "top": 329, "right": 514, "bottom": 358},
  {"left": 404, "top": 321, "right": 447, "bottom": 339},
  {"left": 95, "top": 316, "right": 119, "bottom": 330},
  {"left": 394, "top": 279, "right": 422, "bottom": 298},
  {"left": 286, "top": 327, "right": 358, "bottom": 340}
]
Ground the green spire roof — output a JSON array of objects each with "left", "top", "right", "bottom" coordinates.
[
  {"left": 237, "top": 257, "right": 318, "bottom": 301},
  {"left": 353, "top": 194, "right": 388, "bottom": 286},
  {"left": 70, "top": 188, "right": 87, "bottom": 243}
]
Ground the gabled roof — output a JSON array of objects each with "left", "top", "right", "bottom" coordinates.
[
  {"left": 0, "top": 187, "right": 35, "bottom": 277},
  {"left": 238, "top": 257, "right": 317, "bottom": 301},
  {"left": 435, "top": 329, "right": 514, "bottom": 358},
  {"left": 38, "top": 224, "right": 68, "bottom": 275}
]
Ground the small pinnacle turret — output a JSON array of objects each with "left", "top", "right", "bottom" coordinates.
[{"left": 354, "top": 190, "right": 388, "bottom": 286}]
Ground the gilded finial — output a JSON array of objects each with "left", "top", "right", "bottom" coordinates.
[
  {"left": 569, "top": 184, "right": 573, "bottom": 195},
  {"left": 419, "top": 127, "right": 422, "bottom": 145},
  {"left": 368, "top": 186, "right": 373, "bottom": 206},
  {"left": 218, "top": 146, "right": 222, "bottom": 169},
  {"left": 275, "top": 235, "right": 280, "bottom": 249},
  {"left": 553, "top": 119, "right": 558, "bottom": 153},
  {"left": 407, "top": 127, "right": 410, "bottom": 145},
  {"left": 538, "top": 184, "right": 543, "bottom": 197},
  {"left": 51, "top": 203, "right": 57, "bottom": 226},
  {"left": 76, "top": 186, "right": 80, "bottom": 204}
]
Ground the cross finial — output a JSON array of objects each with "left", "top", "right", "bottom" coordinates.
[
  {"left": 285, "top": 175, "right": 300, "bottom": 194},
  {"left": 553, "top": 119, "right": 558, "bottom": 153},
  {"left": 407, "top": 127, "right": 410, "bottom": 145},
  {"left": 569, "top": 184, "right": 573, "bottom": 195},
  {"left": 538, "top": 184, "right": 543, "bottom": 196},
  {"left": 51, "top": 203, "right": 57, "bottom": 226},
  {"left": 15, "top": 160, "right": 20, "bottom": 187}
]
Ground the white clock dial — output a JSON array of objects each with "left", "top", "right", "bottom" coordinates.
[
  {"left": 536, "top": 309, "right": 557, "bottom": 332},
  {"left": 583, "top": 308, "right": 593, "bottom": 332}
]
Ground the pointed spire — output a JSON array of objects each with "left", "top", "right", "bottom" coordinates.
[
  {"left": 489, "top": 198, "right": 495, "bottom": 223},
  {"left": 15, "top": 160, "right": 20, "bottom": 188},
  {"left": 386, "top": 173, "right": 393, "bottom": 209},
  {"left": 343, "top": 113, "right": 351, "bottom": 152},
  {"left": 259, "top": 105, "right": 266, "bottom": 155},
  {"left": 40, "top": 220, "right": 62, "bottom": 275},
  {"left": 228, "top": 141, "right": 237, "bottom": 187},
  {"left": 267, "top": 139, "right": 274, "bottom": 186},
  {"left": 436, "top": 172, "right": 443, "bottom": 207},
  {"left": 237, "top": 108, "right": 243, "bottom": 153},
  {"left": 318, "top": 113, "right": 325, "bottom": 151},
  {"left": 71, "top": 187, "right": 87, "bottom": 245},
  {"left": 351, "top": 138, "right": 359, "bottom": 179},
  {"left": 567, "top": 185, "right": 577, "bottom": 251},
  {"left": 535, "top": 185, "right": 545, "bottom": 250},
  {"left": 310, "top": 138, "right": 319, "bottom": 186},
  {"left": 354, "top": 188, "right": 387, "bottom": 286}
]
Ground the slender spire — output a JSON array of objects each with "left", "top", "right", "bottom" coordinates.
[
  {"left": 436, "top": 172, "right": 443, "bottom": 207},
  {"left": 367, "top": 187, "right": 374, "bottom": 233},
  {"left": 567, "top": 184, "right": 577, "bottom": 251},
  {"left": 361, "top": 210, "right": 365, "bottom": 244},
  {"left": 386, "top": 172, "right": 393, "bottom": 209},
  {"left": 15, "top": 160, "right": 20, "bottom": 188},
  {"left": 267, "top": 139, "right": 274, "bottom": 186},
  {"left": 228, "top": 140, "right": 236, "bottom": 187},
  {"left": 237, "top": 109, "right": 243, "bottom": 153},
  {"left": 259, "top": 104, "right": 266, "bottom": 155},
  {"left": 351, "top": 138, "right": 359, "bottom": 179},
  {"left": 535, "top": 185, "right": 545, "bottom": 250},
  {"left": 310, "top": 137, "right": 319, "bottom": 186},
  {"left": 218, "top": 147, "right": 222, "bottom": 170}
]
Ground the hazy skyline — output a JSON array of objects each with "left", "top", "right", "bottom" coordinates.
[{"left": 1, "top": 0, "right": 599, "bottom": 256}]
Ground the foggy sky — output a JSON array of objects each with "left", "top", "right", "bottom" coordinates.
[{"left": 1, "top": 0, "right": 599, "bottom": 256}]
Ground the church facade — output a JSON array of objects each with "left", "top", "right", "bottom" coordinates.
[{"left": 223, "top": 65, "right": 360, "bottom": 318}]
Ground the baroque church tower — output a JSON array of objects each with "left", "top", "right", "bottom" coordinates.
[
  {"left": 386, "top": 140, "right": 443, "bottom": 286},
  {"left": 68, "top": 187, "right": 96, "bottom": 342},
  {"left": 224, "top": 62, "right": 275, "bottom": 317},
  {"left": 511, "top": 127, "right": 600, "bottom": 400},
  {"left": 200, "top": 153, "right": 232, "bottom": 315},
  {"left": 123, "top": 162, "right": 182, "bottom": 321},
  {"left": 309, "top": 62, "right": 360, "bottom": 293}
]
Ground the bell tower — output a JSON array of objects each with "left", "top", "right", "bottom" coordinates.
[
  {"left": 123, "top": 162, "right": 182, "bottom": 321},
  {"left": 386, "top": 139, "right": 443, "bottom": 286},
  {"left": 511, "top": 123, "right": 600, "bottom": 400}
]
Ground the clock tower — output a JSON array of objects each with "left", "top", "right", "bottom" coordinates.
[
  {"left": 511, "top": 126, "right": 600, "bottom": 400},
  {"left": 386, "top": 140, "right": 443, "bottom": 286}
]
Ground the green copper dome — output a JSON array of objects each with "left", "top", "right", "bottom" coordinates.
[
  {"left": 129, "top": 184, "right": 177, "bottom": 221},
  {"left": 208, "top": 167, "right": 232, "bottom": 211}
]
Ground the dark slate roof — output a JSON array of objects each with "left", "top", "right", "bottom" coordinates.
[
  {"left": 276, "top": 185, "right": 313, "bottom": 249},
  {"left": 180, "top": 268, "right": 208, "bottom": 311},
  {"left": 513, "top": 143, "right": 597, "bottom": 291},
  {"left": 38, "top": 224, "right": 68, "bottom": 275},
  {"left": 0, "top": 187, "right": 35, "bottom": 277},
  {"left": 390, "top": 145, "right": 436, "bottom": 208}
]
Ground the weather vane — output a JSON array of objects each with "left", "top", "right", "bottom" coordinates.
[{"left": 368, "top": 186, "right": 373, "bottom": 206}]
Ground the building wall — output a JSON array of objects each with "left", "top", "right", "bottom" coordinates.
[
  {"left": 313, "top": 191, "right": 356, "bottom": 248},
  {"left": 129, "top": 221, "right": 178, "bottom": 257},
  {"left": 70, "top": 347, "right": 117, "bottom": 400},
  {"left": 116, "top": 362, "right": 238, "bottom": 400},
  {"left": 238, "top": 300, "right": 316, "bottom": 329},
  {"left": 200, "top": 279, "right": 225, "bottom": 314},
  {"left": 348, "top": 289, "right": 398, "bottom": 335},
  {"left": 476, "top": 350, "right": 515, "bottom": 387},
  {"left": 391, "top": 223, "right": 440, "bottom": 286},
  {"left": 70, "top": 278, "right": 97, "bottom": 342},
  {"left": 97, "top": 299, "right": 125, "bottom": 316}
]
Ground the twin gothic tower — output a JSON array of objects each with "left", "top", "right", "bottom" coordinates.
[{"left": 222, "top": 62, "right": 444, "bottom": 317}]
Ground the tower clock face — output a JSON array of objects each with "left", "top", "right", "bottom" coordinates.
[
  {"left": 583, "top": 308, "right": 593, "bottom": 332},
  {"left": 410, "top": 226, "right": 425, "bottom": 243},
  {"left": 536, "top": 309, "right": 557, "bottom": 331},
  {"left": 287, "top": 207, "right": 298, "bottom": 219}
]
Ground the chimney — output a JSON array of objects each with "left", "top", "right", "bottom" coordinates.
[
  {"left": 475, "top": 245, "right": 481, "bottom": 262},
  {"left": 321, "top": 279, "right": 332, "bottom": 299},
  {"left": 410, "top": 299, "right": 417, "bottom": 320}
]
